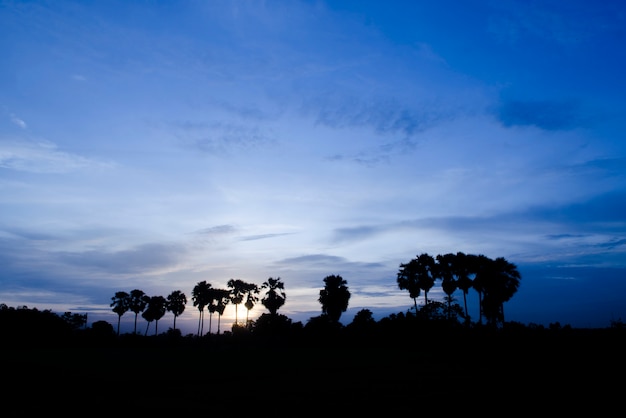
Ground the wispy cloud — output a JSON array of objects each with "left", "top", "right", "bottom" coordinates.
[
  {"left": 10, "top": 114, "right": 27, "bottom": 129},
  {"left": 276, "top": 253, "right": 385, "bottom": 271},
  {"left": 195, "top": 225, "right": 238, "bottom": 236},
  {"left": 173, "top": 120, "right": 276, "bottom": 155},
  {"left": 239, "top": 232, "right": 296, "bottom": 241},
  {"left": 0, "top": 139, "right": 113, "bottom": 173},
  {"left": 55, "top": 242, "right": 188, "bottom": 275}
]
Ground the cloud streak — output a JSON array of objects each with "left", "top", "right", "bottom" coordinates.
[{"left": 0, "top": 139, "right": 113, "bottom": 173}]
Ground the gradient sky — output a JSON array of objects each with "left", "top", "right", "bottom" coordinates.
[{"left": 1, "top": 0, "right": 625, "bottom": 334}]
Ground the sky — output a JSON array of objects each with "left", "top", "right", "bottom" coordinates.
[{"left": 1, "top": 0, "right": 625, "bottom": 335}]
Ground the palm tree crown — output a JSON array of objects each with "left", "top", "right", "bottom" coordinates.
[{"left": 318, "top": 274, "right": 351, "bottom": 323}]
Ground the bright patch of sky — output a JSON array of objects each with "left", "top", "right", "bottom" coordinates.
[{"left": 1, "top": 0, "right": 625, "bottom": 333}]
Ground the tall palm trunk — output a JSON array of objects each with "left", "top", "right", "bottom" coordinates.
[{"left": 462, "top": 291, "right": 469, "bottom": 319}]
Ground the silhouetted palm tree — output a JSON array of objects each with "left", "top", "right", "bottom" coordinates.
[
  {"left": 142, "top": 302, "right": 157, "bottom": 336},
  {"left": 128, "top": 289, "right": 149, "bottom": 334},
  {"left": 166, "top": 290, "right": 187, "bottom": 331},
  {"left": 213, "top": 288, "right": 231, "bottom": 334},
  {"left": 397, "top": 259, "right": 422, "bottom": 313},
  {"left": 436, "top": 253, "right": 459, "bottom": 321},
  {"left": 472, "top": 254, "right": 492, "bottom": 325},
  {"left": 143, "top": 295, "right": 167, "bottom": 336},
  {"left": 397, "top": 253, "right": 436, "bottom": 316},
  {"left": 244, "top": 292, "right": 257, "bottom": 328},
  {"left": 318, "top": 274, "right": 351, "bottom": 323},
  {"left": 110, "top": 291, "right": 130, "bottom": 336},
  {"left": 192, "top": 281, "right": 211, "bottom": 336},
  {"left": 261, "top": 277, "right": 286, "bottom": 316},
  {"left": 415, "top": 253, "right": 436, "bottom": 307},
  {"left": 480, "top": 256, "right": 521, "bottom": 327},
  {"left": 453, "top": 252, "right": 475, "bottom": 322},
  {"left": 227, "top": 279, "right": 249, "bottom": 326}
]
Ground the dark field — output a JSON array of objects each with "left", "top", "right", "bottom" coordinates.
[{"left": 2, "top": 327, "right": 624, "bottom": 415}]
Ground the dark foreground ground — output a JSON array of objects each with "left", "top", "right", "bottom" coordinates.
[{"left": 2, "top": 326, "right": 624, "bottom": 415}]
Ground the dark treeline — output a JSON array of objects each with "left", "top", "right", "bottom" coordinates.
[
  {"left": 2, "top": 296, "right": 624, "bottom": 415},
  {"left": 105, "top": 251, "right": 527, "bottom": 338},
  {"left": 2, "top": 252, "right": 624, "bottom": 415},
  {"left": 2, "top": 251, "right": 624, "bottom": 348}
]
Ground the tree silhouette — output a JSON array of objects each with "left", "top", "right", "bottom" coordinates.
[
  {"left": 471, "top": 254, "right": 492, "bottom": 325},
  {"left": 142, "top": 295, "right": 167, "bottom": 336},
  {"left": 110, "top": 291, "right": 130, "bottom": 336},
  {"left": 397, "top": 259, "right": 422, "bottom": 313},
  {"left": 227, "top": 279, "right": 251, "bottom": 326},
  {"left": 192, "top": 281, "right": 211, "bottom": 336},
  {"left": 318, "top": 274, "right": 351, "bottom": 323},
  {"left": 60, "top": 311, "right": 88, "bottom": 330},
  {"left": 415, "top": 253, "right": 436, "bottom": 307},
  {"left": 453, "top": 252, "right": 475, "bottom": 323},
  {"left": 244, "top": 293, "right": 256, "bottom": 328},
  {"left": 347, "top": 308, "right": 377, "bottom": 334},
  {"left": 213, "top": 288, "right": 231, "bottom": 334},
  {"left": 206, "top": 287, "right": 220, "bottom": 334},
  {"left": 480, "top": 256, "right": 521, "bottom": 327},
  {"left": 128, "top": 289, "right": 149, "bottom": 334},
  {"left": 166, "top": 290, "right": 187, "bottom": 331},
  {"left": 261, "top": 277, "right": 286, "bottom": 316},
  {"left": 436, "top": 253, "right": 459, "bottom": 321}
]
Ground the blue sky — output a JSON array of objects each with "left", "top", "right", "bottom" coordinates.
[{"left": 1, "top": 0, "right": 625, "bottom": 334}]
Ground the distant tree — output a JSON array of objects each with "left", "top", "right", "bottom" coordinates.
[
  {"left": 397, "top": 259, "right": 422, "bottom": 313},
  {"left": 471, "top": 254, "right": 492, "bottom": 325},
  {"left": 347, "top": 308, "right": 377, "bottom": 334},
  {"left": 227, "top": 279, "right": 251, "bottom": 326},
  {"left": 252, "top": 312, "right": 293, "bottom": 335},
  {"left": 453, "top": 252, "right": 476, "bottom": 323},
  {"left": 129, "top": 289, "right": 149, "bottom": 334},
  {"left": 110, "top": 291, "right": 130, "bottom": 336},
  {"left": 61, "top": 311, "right": 88, "bottom": 330},
  {"left": 243, "top": 292, "right": 257, "bottom": 328},
  {"left": 318, "top": 274, "right": 351, "bottom": 323},
  {"left": 436, "top": 253, "right": 459, "bottom": 321},
  {"left": 166, "top": 290, "right": 187, "bottom": 331},
  {"left": 192, "top": 281, "right": 211, "bottom": 336},
  {"left": 420, "top": 300, "right": 450, "bottom": 322},
  {"left": 142, "top": 295, "right": 167, "bottom": 336},
  {"left": 213, "top": 288, "right": 231, "bottom": 334},
  {"left": 142, "top": 302, "right": 157, "bottom": 336},
  {"left": 480, "top": 256, "right": 522, "bottom": 327},
  {"left": 91, "top": 320, "right": 115, "bottom": 338},
  {"left": 351, "top": 308, "right": 375, "bottom": 325},
  {"left": 206, "top": 287, "right": 219, "bottom": 334},
  {"left": 441, "top": 296, "right": 465, "bottom": 325},
  {"left": 414, "top": 253, "right": 436, "bottom": 307},
  {"left": 261, "top": 277, "right": 287, "bottom": 316}
]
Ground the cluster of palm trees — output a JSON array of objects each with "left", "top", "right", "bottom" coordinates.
[
  {"left": 110, "top": 276, "right": 289, "bottom": 337},
  {"left": 190, "top": 278, "right": 267, "bottom": 336},
  {"left": 110, "top": 250, "right": 521, "bottom": 337},
  {"left": 110, "top": 289, "right": 188, "bottom": 336},
  {"left": 397, "top": 252, "right": 521, "bottom": 326}
]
